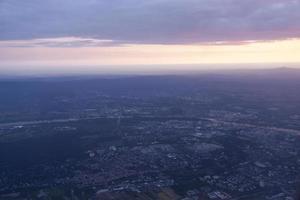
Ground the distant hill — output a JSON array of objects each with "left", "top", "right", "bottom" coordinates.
[
  {"left": 219, "top": 66, "right": 300, "bottom": 80},
  {"left": 258, "top": 67, "right": 300, "bottom": 78}
]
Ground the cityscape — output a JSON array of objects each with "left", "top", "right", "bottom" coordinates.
[
  {"left": 1, "top": 0, "right": 300, "bottom": 199},
  {"left": 0, "top": 70, "right": 300, "bottom": 199}
]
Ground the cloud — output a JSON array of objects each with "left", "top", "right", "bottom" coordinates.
[
  {"left": 1, "top": 0, "right": 300, "bottom": 45},
  {"left": 0, "top": 37, "right": 117, "bottom": 47}
]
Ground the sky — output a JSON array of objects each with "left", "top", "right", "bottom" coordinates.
[{"left": 0, "top": 0, "right": 300, "bottom": 74}]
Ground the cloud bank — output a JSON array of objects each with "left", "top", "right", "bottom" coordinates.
[
  {"left": 1, "top": 0, "right": 300, "bottom": 45},
  {"left": 0, "top": 37, "right": 116, "bottom": 48}
]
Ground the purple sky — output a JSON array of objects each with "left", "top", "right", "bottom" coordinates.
[
  {"left": 0, "top": 0, "right": 300, "bottom": 74},
  {"left": 1, "top": 0, "right": 300, "bottom": 45}
]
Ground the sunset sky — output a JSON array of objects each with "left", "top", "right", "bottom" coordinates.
[{"left": 0, "top": 0, "right": 300, "bottom": 74}]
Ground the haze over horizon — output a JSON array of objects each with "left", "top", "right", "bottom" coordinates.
[{"left": 1, "top": 0, "right": 300, "bottom": 74}]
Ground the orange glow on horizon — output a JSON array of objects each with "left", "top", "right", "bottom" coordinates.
[{"left": 0, "top": 38, "right": 299, "bottom": 70}]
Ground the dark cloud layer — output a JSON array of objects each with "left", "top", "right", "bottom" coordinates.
[{"left": 1, "top": 0, "right": 300, "bottom": 44}]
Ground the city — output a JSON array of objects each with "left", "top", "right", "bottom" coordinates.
[{"left": 0, "top": 71, "right": 299, "bottom": 199}]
